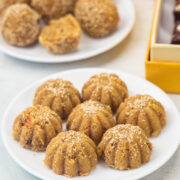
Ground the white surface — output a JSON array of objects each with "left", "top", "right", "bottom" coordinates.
[
  {"left": 1, "top": 0, "right": 180, "bottom": 180},
  {"left": 0, "top": 0, "right": 135, "bottom": 63},
  {"left": 2, "top": 68, "right": 180, "bottom": 180},
  {"left": 157, "top": 0, "right": 175, "bottom": 44}
]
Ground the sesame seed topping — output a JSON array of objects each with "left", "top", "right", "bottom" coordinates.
[
  {"left": 42, "top": 79, "right": 71, "bottom": 97},
  {"left": 80, "top": 100, "right": 106, "bottom": 116},
  {"left": 127, "top": 95, "right": 154, "bottom": 110},
  {"left": 22, "top": 105, "right": 60, "bottom": 126},
  {"left": 104, "top": 124, "right": 149, "bottom": 144}
]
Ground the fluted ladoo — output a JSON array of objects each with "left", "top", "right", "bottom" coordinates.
[
  {"left": 116, "top": 95, "right": 166, "bottom": 137},
  {"left": 33, "top": 78, "right": 81, "bottom": 119},
  {"left": 67, "top": 100, "right": 115, "bottom": 144},
  {"left": 82, "top": 73, "right": 128, "bottom": 112},
  {"left": 97, "top": 124, "right": 153, "bottom": 170},
  {"left": 44, "top": 130, "right": 98, "bottom": 177},
  {"left": 12, "top": 105, "right": 62, "bottom": 151}
]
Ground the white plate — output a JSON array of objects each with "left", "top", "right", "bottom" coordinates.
[
  {"left": 0, "top": 0, "right": 135, "bottom": 63},
  {"left": 2, "top": 68, "right": 180, "bottom": 180}
]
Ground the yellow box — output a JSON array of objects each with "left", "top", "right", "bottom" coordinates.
[
  {"left": 145, "top": 0, "right": 180, "bottom": 93},
  {"left": 150, "top": 0, "right": 180, "bottom": 62}
]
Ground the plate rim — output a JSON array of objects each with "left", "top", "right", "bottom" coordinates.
[
  {"left": 2, "top": 67, "right": 180, "bottom": 180},
  {"left": 0, "top": 0, "right": 135, "bottom": 63}
]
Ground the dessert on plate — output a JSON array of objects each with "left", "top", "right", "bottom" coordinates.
[
  {"left": 12, "top": 105, "right": 62, "bottom": 151},
  {"left": 97, "top": 124, "right": 153, "bottom": 170},
  {"left": 1, "top": 4, "right": 41, "bottom": 46},
  {"left": 116, "top": 95, "right": 166, "bottom": 137},
  {"left": 9, "top": 71, "right": 169, "bottom": 177},
  {"left": 33, "top": 78, "right": 81, "bottom": 119},
  {"left": 66, "top": 100, "right": 115, "bottom": 144},
  {"left": 39, "top": 14, "right": 81, "bottom": 54},
  {"left": 82, "top": 73, "right": 128, "bottom": 112},
  {"left": 75, "top": 0, "right": 119, "bottom": 38},
  {"left": 0, "top": 0, "right": 122, "bottom": 56},
  {"left": 44, "top": 130, "right": 98, "bottom": 177}
]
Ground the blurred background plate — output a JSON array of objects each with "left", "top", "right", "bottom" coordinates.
[{"left": 0, "top": 0, "right": 135, "bottom": 63}]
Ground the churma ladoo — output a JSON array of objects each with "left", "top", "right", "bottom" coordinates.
[
  {"left": 44, "top": 130, "right": 98, "bottom": 177},
  {"left": 82, "top": 73, "right": 128, "bottom": 113},
  {"left": 33, "top": 78, "right": 81, "bottom": 119},
  {"left": 0, "top": 0, "right": 30, "bottom": 16},
  {"left": 97, "top": 124, "right": 153, "bottom": 170},
  {"left": 1, "top": 4, "right": 41, "bottom": 46},
  {"left": 39, "top": 14, "right": 81, "bottom": 54},
  {"left": 12, "top": 105, "right": 62, "bottom": 151},
  {"left": 75, "top": 0, "right": 119, "bottom": 38},
  {"left": 66, "top": 100, "right": 115, "bottom": 144},
  {"left": 31, "top": 0, "right": 77, "bottom": 22},
  {"left": 116, "top": 95, "right": 166, "bottom": 137}
]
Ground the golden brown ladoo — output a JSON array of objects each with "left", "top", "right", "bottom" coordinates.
[
  {"left": 44, "top": 130, "right": 98, "bottom": 177},
  {"left": 82, "top": 73, "right": 128, "bottom": 112},
  {"left": 12, "top": 105, "right": 62, "bottom": 151},
  {"left": 31, "top": 0, "right": 77, "bottom": 22},
  {"left": 0, "top": 0, "right": 30, "bottom": 16},
  {"left": 33, "top": 78, "right": 81, "bottom": 119},
  {"left": 75, "top": 0, "right": 119, "bottom": 38},
  {"left": 97, "top": 124, "right": 153, "bottom": 170},
  {"left": 66, "top": 100, "right": 115, "bottom": 144},
  {"left": 1, "top": 4, "right": 41, "bottom": 46},
  {"left": 116, "top": 95, "right": 166, "bottom": 137},
  {"left": 39, "top": 14, "right": 81, "bottom": 54}
]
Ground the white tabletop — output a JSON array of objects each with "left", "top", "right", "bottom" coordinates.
[{"left": 0, "top": 0, "right": 180, "bottom": 179}]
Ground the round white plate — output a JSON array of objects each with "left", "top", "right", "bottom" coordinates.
[
  {"left": 0, "top": 0, "right": 135, "bottom": 63},
  {"left": 2, "top": 68, "right": 180, "bottom": 180}
]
